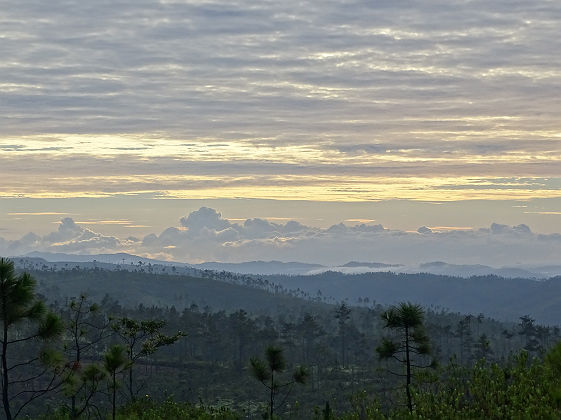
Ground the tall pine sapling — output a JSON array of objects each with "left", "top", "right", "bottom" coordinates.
[
  {"left": 250, "top": 345, "right": 307, "bottom": 419},
  {"left": 335, "top": 303, "right": 352, "bottom": 367},
  {"left": 376, "top": 302, "right": 435, "bottom": 414},
  {"left": 103, "top": 345, "right": 128, "bottom": 420},
  {"left": 112, "top": 317, "right": 184, "bottom": 401},
  {"left": 64, "top": 294, "right": 111, "bottom": 419}
]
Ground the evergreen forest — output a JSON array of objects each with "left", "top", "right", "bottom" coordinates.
[{"left": 2, "top": 257, "right": 561, "bottom": 419}]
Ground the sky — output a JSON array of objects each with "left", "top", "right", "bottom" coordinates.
[{"left": 1, "top": 0, "right": 560, "bottom": 264}]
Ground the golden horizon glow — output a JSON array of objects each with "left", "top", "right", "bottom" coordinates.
[
  {"left": 0, "top": 177, "right": 559, "bottom": 202},
  {"left": 1, "top": 133, "right": 559, "bottom": 202}
]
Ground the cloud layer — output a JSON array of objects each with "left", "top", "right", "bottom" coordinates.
[
  {"left": 2, "top": 207, "right": 560, "bottom": 267},
  {"left": 1, "top": 0, "right": 560, "bottom": 201}
]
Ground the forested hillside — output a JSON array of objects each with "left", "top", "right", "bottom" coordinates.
[
  {"left": 17, "top": 256, "right": 561, "bottom": 324},
  {"left": 1, "top": 261, "right": 559, "bottom": 418},
  {"left": 265, "top": 271, "right": 561, "bottom": 324}
]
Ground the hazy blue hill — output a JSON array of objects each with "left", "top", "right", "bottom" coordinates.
[
  {"left": 21, "top": 252, "right": 561, "bottom": 278},
  {"left": 418, "top": 261, "right": 540, "bottom": 278},
  {"left": 31, "top": 268, "right": 324, "bottom": 314},
  {"left": 193, "top": 260, "right": 324, "bottom": 275},
  {"left": 13, "top": 255, "right": 561, "bottom": 324},
  {"left": 266, "top": 271, "right": 561, "bottom": 324},
  {"left": 23, "top": 252, "right": 325, "bottom": 275},
  {"left": 24, "top": 251, "right": 186, "bottom": 266},
  {"left": 342, "top": 261, "right": 401, "bottom": 268}
]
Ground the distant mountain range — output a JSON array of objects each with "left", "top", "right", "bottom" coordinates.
[
  {"left": 265, "top": 271, "right": 561, "bottom": 324},
  {"left": 24, "top": 251, "right": 184, "bottom": 267},
  {"left": 194, "top": 260, "right": 324, "bottom": 275},
  {"left": 8, "top": 252, "right": 561, "bottom": 324},
  {"left": 20, "top": 251, "right": 561, "bottom": 279}
]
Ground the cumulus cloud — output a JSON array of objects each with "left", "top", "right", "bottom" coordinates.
[
  {"left": 487, "top": 223, "right": 532, "bottom": 235},
  {"left": 3, "top": 207, "right": 559, "bottom": 267},
  {"left": 44, "top": 218, "right": 84, "bottom": 243},
  {"left": 417, "top": 226, "right": 432, "bottom": 234},
  {"left": 180, "top": 207, "right": 231, "bottom": 234},
  {"left": 0, "top": 217, "right": 130, "bottom": 256},
  {"left": 133, "top": 209, "right": 561, "bottom": 266}
]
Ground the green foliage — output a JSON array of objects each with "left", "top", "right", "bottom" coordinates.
[
  {"left": 545, "top": 340, "right": 561, "bottom": 375},
  {"left": 0, "top": 258, "right": 65, "bottom": 420},
  {"left": 293, "top": 365, "right": 308, "bottom": 384},
  {"left": 39, "top": 347, "right": 65, "bottom": 370},
  {"left": 63, "top": 293, "right": 111, "bottom": 419},
  {"left": 112, "top": 316, "right": 184, "bottom": 401},
  {"left": 250, "top": 346, "right": 308, "bottom": 419},
  {"left": 117, "top": 397, "right": 240, "bottom": 419},
  {"left": 377, "top": 302, "right": 434, "bottom": 414},
  {"left": 10, "top": 264, "right": 561, "bottom": 419},
  {"left": 111, "top": 317, "right": 185, "bottom": 363},
  {"left": 250, "top": 357, "right": 270, "bottom": 382},
  {"left": 409, "top": 352, "right": 561, "bottom": 419},
  {"left": 336, "top": 391, "right": 386, "bottom": 420},
  {"left": 81, "top": 363, "right": 107, "bottom": 382},
  {"left": 265, "top": 346, "right": 286, "bottom": 373},
  {"left": 35, "top": 397, "right": 240, "bottom": 420},
  {"left": 39, "top": 312, "right": 65, "bottom": 339},
  {"left": 1, "top": 262, "right": 42, "bottom": 324},
  {"left": 105, "top": 345, "right": 130, "bottom": 420},
  {"left": 382, "top": 303, "right": 424, "bottom": 330},
  {"left": 105, "top": 345, "right": 129, "bottom": 375},
  {"left": 375, "top": 338, "right": 398, "bottom": 359}
]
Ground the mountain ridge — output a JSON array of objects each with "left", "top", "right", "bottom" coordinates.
[{"left": 19, "top": 251, "right": 561, "bottom": 278}]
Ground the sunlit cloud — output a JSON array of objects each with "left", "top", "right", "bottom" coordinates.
[
  {"left": 74, "top": 220, "right": 133, "bottom": 225},
  {"left": 8, "top": 212, "right": 70, "bottom": 216},
  {"left": 426, "top": 226, "right": 474, "bottom": 232},
  {"left": 1, "top": 172, "right": 560, "bottom": 202},
  {"left": 0, "top": 0, "right": 560, "bottom": 230},
  {"left": 1, "top": 208, "right": 560, "bottom": 267}
]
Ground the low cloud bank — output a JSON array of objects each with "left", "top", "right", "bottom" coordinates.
[{"left": 1, "top": 207, "right": 560, "bottom": 266}]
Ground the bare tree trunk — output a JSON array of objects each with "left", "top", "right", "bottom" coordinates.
[
  {"left": 2, "top": 304, "right": 13, "bottom": 420},
  {"left": 129, "top": 364, "right": 134, "bottom": 401},
  {"left": 270, "top": 370, "right": 274, "bottom": 419},
  {"left": 112, "top": 371, "right": 116, "bottom": 420},
  {"left": 405, "top": 326, "right": 412, "bottom": 414}
]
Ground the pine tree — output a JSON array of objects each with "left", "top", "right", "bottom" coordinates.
[
  {"left": 376, "top": 302, "right": 435, "bottom": 413},
  {"left": 250, "top": 345, "right": 307, "bottom": 419},
  {"left": 335, "top": 303, "right": 351, "bottom": 367},
  {"left": 111, "top": 317, "right": 184, "bottom": 401},
  {"left": 64, "top": 294, "right": 110, "bottom": 419},
  {"left": 103, "top": 345, "right": 128, "bottom": 420},
  {"left": 0, "top": 258, "right": 64, "bottom": 420}
]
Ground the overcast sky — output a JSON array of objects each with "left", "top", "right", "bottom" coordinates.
[{"left": 1, "top": 0, "right": 560, "bottom": 262}]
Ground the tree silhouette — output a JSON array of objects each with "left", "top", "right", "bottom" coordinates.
[
  {"left": 64, "top": 294, "right": 110, "bottom": 418},
  {"left": 519, "top": 315, "right": 543, "bottom": 356},
  {"left": 455, "top": 317, "right": 474, "bottom": 365},
  {"left": 103, "top": 345, "right": 128, "bottom": 420},
  {"left": 296, "top": 313, "right": 323, "bottom": 364},
  {"left": 474, "top": 333, "right": 493, "bottom": 361},
  {"left": 250, "top": 345, "right": 307, "bottom": 419},
  {"left": 111, "top": 317, "right": 184, "bottom": 401},
  {"left": 376, "top": 302, "right": 434, "bottom": 414},
  {"left": 335, "top": 303, "right": 351, "bottom": 367},
  {"left": 230, "top": 309, "right": 254, "bottom": 372},
  {"left": 0, "top": 258, "right": 64, "bottom": 420}
]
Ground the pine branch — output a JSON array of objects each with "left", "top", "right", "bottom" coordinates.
[{"left": 8, "top": 357, "right": 40, "bottom": 371}]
